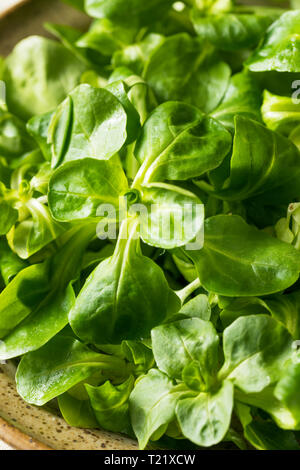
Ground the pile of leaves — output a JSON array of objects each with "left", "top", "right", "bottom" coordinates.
[{"left": 1, "top": 0, "right": 300, "bottom": 450}]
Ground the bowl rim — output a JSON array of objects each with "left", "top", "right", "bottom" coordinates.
[
  {"left": 0, "top": 416, "right": 53, "bottom": 450},
  {"left": 0, "top": 0, "right": 30, "bottom": 19}
]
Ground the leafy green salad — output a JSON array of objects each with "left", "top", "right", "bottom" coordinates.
[{"left": 1, "top": 0, "right": 300, "bottom": 450}]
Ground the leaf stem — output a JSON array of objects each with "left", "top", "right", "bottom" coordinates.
[{"left": 176, "top": 278, "right": 201, "bottom": 304}]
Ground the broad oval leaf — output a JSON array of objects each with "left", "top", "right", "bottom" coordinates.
[
  {"left": 246, "top": 11, "right": 300, "bottom": 72},
  {"left": 151, "top": 318, "right": 219, "bottom": 381},
  {"left": 187, "top": 214, "right": 300, "bottom": 296},
  {"left": 27, "top": 111, "right": 53, "bottom": 161},
  {"left": 58, "top": 391, "right": 99, "bottom": 429},
  {"left": 191, "top": 10, "right": 279, "bottom": 51},
  {"left": 129, "top": 369, "right": 188, "bottom": 449},
  {"left": 49, "top": 84, "right": 128, "bottom": 167},
  {"left": 0, "top": 202, "right": 18, "bottom": 235},
  {"left": 136, "top": 182, "right": 204, "bottom": 249},
  {"left": 134, "top": 101, "right": 232, "bottom": 183},
  {"left": 0, "top": 262, "right": 50, "bottom": 339},
  {"left": 16, "top": 335, "right": 107, "bottom": 405},
  {"left": 105, "top": 80, "right": 141, "bottom": 144},
  {"left": 211, "top": 72, "right": 262, "bottom": 131},
  {"left": 48, "top": 156, "right": 128, "bottom": 222},
  {"left": 3, "top": 36, "right": 86, "bottom": 120},
  {"left": 144, "top": 33, "right": 231, "bottom": 114},
  {"left": 0, "top": 285, "right": 75, "bottom": 361},
  {"left": 274, "top": 362, "right": 300, "bottom": 428},
  {"left": 213, "top": 116, "right": 300, "bottom": 203},
  {"left": 236, "top": 402, "right": 300, "bottom": 450},
  {"left": 0, "top": 225, "right": 95, "bottom": 359},
  {"left": 175, "top": 380, "right": 234, "bottom": 447},
  {"left": 0, "top": 108, "right": 35, "bottom": 159},
  {"left": 179, "top": 294, "right": 211, "bottom": 321},
  {"left": 85, "top": 0, "right": 173, "bottom": 27},
  {"left": 219, "top": 315, "right": 293, "bottom": 393}
]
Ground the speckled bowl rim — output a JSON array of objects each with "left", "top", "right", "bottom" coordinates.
[
  {"left": 0, "top": 416, "right": 52, "bottom": 450},
  {"left": 0, "top": 361, "right": 139, "bottom": 450}
]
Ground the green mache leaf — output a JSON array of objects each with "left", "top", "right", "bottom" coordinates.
[
  {"left": 124, "top": 74, "right": 158, "bottom": 126},
  {"left": 48, "top": 95, "right": 72, "bottom": 168},
  {"left": 122, "top": 340, "right": 155, "bottom": 375},
  {"left": 219, "top": 315, "right": 293, "bottom": 393},
  {"left": 235, "top": 385, "right": 299, "bottom": 431},
  {"left": 151, "top": 318, "right": 219, "bottom": 383},
  {"left": 236, "top": 402, "right": 300, "bottom": 450},
  {"left": 191, "top": 10, "right": 278, "bottom": 51},
  {"left": 0, "top": 108, "right": 36, "bottom": 160},
  {"left": 58, "top": 391, "right": 98, "bottom": 428},
  {"left": 136, "top": 182, "right": 204, "bottom": 249},
  {"left": 84, "top": 0, "right": 173, "bottom": 28},
  {"left": 0, "top": 262, "right": 50, "bottom": 339},
  {"left": 192, "top": 0, "right": 233, "bottom": 14},
  {"left": 219, "top": 296, "right": 270, "bottom": 328},
  {"left": 7, "top": 199, "right": 64, "bottom": 259},
  {"left": 48, "top": 84, "right": 128, "bottom": 167},
  {"left": 179, "top": 294, "right": 211, "bottom": 321},
  {"left": 175, "top": 380, "right": 234, "bottom": 447},
  {"left": 182, "top": 360, "right": 206, "bottom": 392},
  {"left": 144, "top": 33, "right": 231, "bottom": 114},
  {"left": 105, "top": 80, "right": 141, "bottom": 144},
  {"left": 112, "top": 33, "right": 165, "bottom": 76},
  {"left": 246, "top": 11, "right": 300, "bottom": 72},
  {"left": 0, "top": 225, "right": 95, "bottom": 359},
  {"left": 0, "top": 238, "right": 27, "bottom": 285},
  {"left": 16, "top": 335, "right": 111, "bottom": 405},
  {"left": 76, "top": 18, "right": 137, "bottom": 60},
  {"left": 69, "top": 219, "right": 180, "bottom": 344},
  {"left": 211, "top": 72, "right": 262, "bottom": 131},
  {"left": 86, "top": 375, "right": 135, "bottom": 434},
  {"left": 263, "top": 291, "right": 300, "bottom": 339},
  {"left": 48, "top": 156, "right": 128, "bottom": 222},
  {"left": 213, "top": 116, "right": 300, "bottom": 203},
  {"left": 129, "top": 369, "right": 189, "bottom": 449},
  {"left": 0, "top": 202, "right": 18, "bottom": 235},
  {"left": 107, "top": 68, "right": 158, "bottom": 125},
  {"left": 274, "top": 362, "right": 300, "bottom": 429},
  {"left": 44, "top": 22, "right": 103, "bottom": 69},
  {"left": 172, "top": 250, "right": 198, "bottom": 283},
  {"left": 26, "top": 112, "right": 53, "bottom": 161},
  {"left": 261, "top": 90, "right": 300, "bottom": 135},
  {"left": 187, "top": 215, "right": 300, "bottom": 296},
  {"left": 0, "top": 161, "right": 11, "bottom": 188},
  {"left": 290, "top": 124, "right": 300, "bottom": 151},
  {"left": 0, "top": 285, "right": 75, "bottom": 361},
  {"left": 80, "top": 69, "right": 108, "bottom": 88},
  {"left": 3, "top": 36, "right": 86, "bottom": 120},
  {"left": 134, "top": 101, "right": 232, "bottom": 183}
]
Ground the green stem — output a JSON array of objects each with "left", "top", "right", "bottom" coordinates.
[
  {"left": 176, "top": 278, "right": 201, "bottom": 304},
  {"left": 193, "top": 179, "right": 215, "bottom": 193}
]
